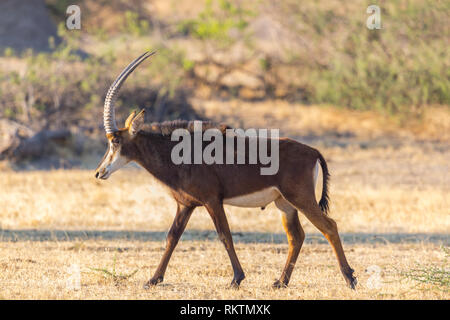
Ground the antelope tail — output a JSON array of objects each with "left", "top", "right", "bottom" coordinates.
[{"left": 317, "top": 151, "right": 330, "bottom": 215}]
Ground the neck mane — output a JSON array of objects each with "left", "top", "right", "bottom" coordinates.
[{"left": 138, "top": 119, "right": 231, "bottom": 137}]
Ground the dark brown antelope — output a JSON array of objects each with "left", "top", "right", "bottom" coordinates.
[{"left": 95, "top": 51, "right": 357, "bottom": 289}]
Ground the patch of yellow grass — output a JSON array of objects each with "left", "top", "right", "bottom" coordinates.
[
  {"left": 196, "top": 99, "right": 450, "bottom": 141},
  {"left": 0, "top": 241, "right": 447, "bottom": 299}
]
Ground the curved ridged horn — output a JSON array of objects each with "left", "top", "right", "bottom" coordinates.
[{"left": 103, "top": 51, "right": 156, "bottom": 134}]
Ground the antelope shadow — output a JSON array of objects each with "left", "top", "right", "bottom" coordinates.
[{"left": 0, "top": 229, "right": 448, "bottom": 245}]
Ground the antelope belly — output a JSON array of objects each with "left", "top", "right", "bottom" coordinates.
[{"left": 223, "top": 187, "right": 280, "bottom": 208}]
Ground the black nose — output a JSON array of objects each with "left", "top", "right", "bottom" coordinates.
[{"left": 95, "top": 172, "right": 99, "bottom": 178}]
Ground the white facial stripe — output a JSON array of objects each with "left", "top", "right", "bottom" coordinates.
[
  {"left": 108, "top": 143, "right": 129, "bottom": 173},
  {"left": 105, "top": 142, "right": 115, "bottom": 162},
  {"left": 98, "top": 141, "right": 129, "bottom": 179}
]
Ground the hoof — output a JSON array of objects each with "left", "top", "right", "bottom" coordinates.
[
  {"left": 272, "top": 280, "right": 288, "bottom": 289},
  {"left": 347, "top": 276, "right": 358, "bottom": 290},
  {"left": 345, "top": 269, "right": 357, "bottom": 290},
  {"left": 143, "top": 276, "right": 163, "bottom": 289},
  {"left": 230, "top": 273, "right": 245, "bottom": 289}
]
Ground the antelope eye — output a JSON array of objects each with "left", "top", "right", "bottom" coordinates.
[{"left": 111, "top": 137, "right": 120, "bottom": 145}]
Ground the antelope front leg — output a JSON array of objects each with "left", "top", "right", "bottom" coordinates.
[
  {"left": 144, "top": 204, "right": 195, "bottom": 288},
  {"left": 205, "top": 201, "right": 245, "bottom": 288}
]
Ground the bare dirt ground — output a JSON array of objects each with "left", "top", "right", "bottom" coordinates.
[{"left": 0, "top": 102, "right": 448, "bottom": 299}]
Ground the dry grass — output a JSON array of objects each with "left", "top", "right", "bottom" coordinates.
[
  {"left": 197, "top": 99, "right": 450, "bottom": 141},
  {"left": 0, "top": 241, "right": 447, "bottom": 300},
  {"left": 0, "top": 102, "right": 448, "bottom": 299}
]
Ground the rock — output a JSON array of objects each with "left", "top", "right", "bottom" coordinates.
[
  {"left": 0, "top": 119, "right": 34, "bottom": 159},
  {"left": 0, "top": 119, "right": 71, "bottom": 161},
  {"left": 221, "top": 70, "right": 263, "bottom": 89},
  {"left": 13, "top": 129, "right": 71, "bottom": 159},
  {"left": 0, "top": 0, "right": 60, "bottom": 54}
]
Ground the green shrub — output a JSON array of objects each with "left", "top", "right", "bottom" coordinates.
[
  {"left": 121, "top": 11, "right": 150, "bottom": 37},
  {"left": 271, "top": 0, "right": 449, "bottom": 115},
  {"left": 0, "top": 22, "right": 190, "bottom": 130},
  {"left": 2, "top": 0, "right": 449, "bottom": 126},
  {"left": 177, "top": 0, "right": 252, "bottom": 44}
]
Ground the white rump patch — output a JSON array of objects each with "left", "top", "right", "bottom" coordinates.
[{"left": 313, "top": 160, "right": 320, "bottom": 189}]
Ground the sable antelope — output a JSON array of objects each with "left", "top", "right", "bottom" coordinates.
[{"left": 95, "top": 52, "right": 357, "bottom": 289}]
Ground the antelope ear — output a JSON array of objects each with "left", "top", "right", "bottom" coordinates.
[
  {"left": 129, "top": 109, "right": 145, "bottom": 136},
  {"left": 124, "top": 110, "right": 137, "bottom": 128}
]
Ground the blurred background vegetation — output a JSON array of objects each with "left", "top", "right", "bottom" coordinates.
[{"left": 0, "top": 0, "right": 448, "bottom": 167}]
